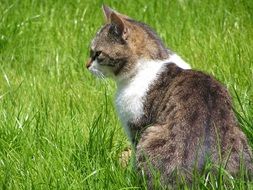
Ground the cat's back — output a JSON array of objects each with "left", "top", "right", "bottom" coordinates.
[
  {"left": 137, "top": 64, "right": 252, "bottom": 184},
  {"left": 169, "top": 66, "right": 232, "bottom": 116},
  {"left": 139, "top": 64, "right": 252, "bottom": 181},
  {"left": 148, "top": 63, "right": 234, "bottom": 126}
]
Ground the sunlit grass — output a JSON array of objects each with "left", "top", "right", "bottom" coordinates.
[{"left": 0, "top": 0, "right": 252, "bottom": 189}]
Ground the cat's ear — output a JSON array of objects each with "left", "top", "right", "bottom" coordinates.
[
  {"left": 110, "top": 12, "right": 129, "bottom": 41},
  {"left": 102, "top": 5, "right": 113, "bottom": 22},
  {"left": 102, "top": 5, "right": 130, "bottom": 22}
]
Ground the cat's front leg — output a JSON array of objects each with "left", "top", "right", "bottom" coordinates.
[{"left": 119, "top": 147, "right": 132, "bottom": 167}]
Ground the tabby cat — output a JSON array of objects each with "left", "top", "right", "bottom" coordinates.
[{"left": 86, "top": 5, "right": 252, "bottom": 188}]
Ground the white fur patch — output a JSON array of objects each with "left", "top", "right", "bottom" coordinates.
[
  {"left": 88, "top": 60, "right": 114, "bottom": 78},
  {"left": 115, "top": 54, "right": 190, "bottom": 139},
  {"left": 168, "top": 53, "right": 191, "bottom": 69}
]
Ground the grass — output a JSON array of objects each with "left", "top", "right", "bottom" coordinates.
[{"left": 0, "top": 0, "right": 253, "bottom": 189}]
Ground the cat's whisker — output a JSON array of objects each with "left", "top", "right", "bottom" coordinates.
[
  {"left": 91, "top": 69, "right": 110, "bottom": 85},
  {"left": 96, "top": 70, "right": 106, "bottom": 80}
]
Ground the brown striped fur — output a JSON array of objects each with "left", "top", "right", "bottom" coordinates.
[{"left": 135, "top": 64, "right": 253, "bottom": 186}]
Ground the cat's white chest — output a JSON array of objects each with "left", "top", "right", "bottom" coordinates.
[
  {"left": 116, "top": 78, "right": 147, "bottom": 127},
  {"left": 115, "top": 73, "right": 152, "bottom": 138},
  {"left": 115, "top": 54, "right": 190, "bottom": 139}
]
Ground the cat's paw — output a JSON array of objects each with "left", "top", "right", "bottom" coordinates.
[{"left": 119, "top": 147, "right": 132, "bottom": 167}]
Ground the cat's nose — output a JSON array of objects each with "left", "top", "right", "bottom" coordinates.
[{"left": 86, "top": 58, "right": 92, "bottom": 69}]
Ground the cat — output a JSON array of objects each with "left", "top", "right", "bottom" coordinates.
[{"left": 86, "top": 5, "right": 253, "bottom": 188}]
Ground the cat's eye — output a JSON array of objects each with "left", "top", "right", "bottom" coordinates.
[
  {"left": 95, "top": 51, "right": 102, "bottom": 59},
  {"left": 90, "top": 50, "right": 102, "bottom": 61}
]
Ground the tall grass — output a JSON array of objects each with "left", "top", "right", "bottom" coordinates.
[{"left": 0, "top": 0, "right": 252, "bottom": 189}]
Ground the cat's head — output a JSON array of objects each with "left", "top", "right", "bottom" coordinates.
[{"left": 86, "top": 5, "right": 170, "bottom": 81}]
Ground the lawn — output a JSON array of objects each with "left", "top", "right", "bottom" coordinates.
[{"left": 0, "top": 0, "right": 253, "bottom": 189}]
